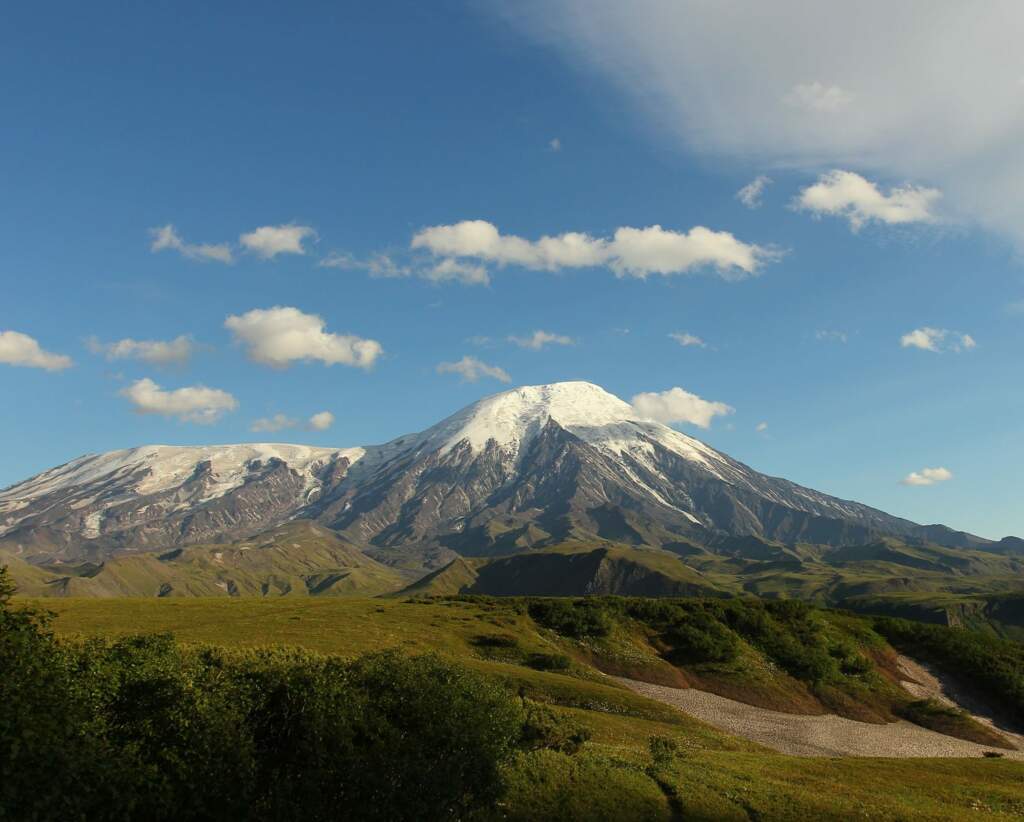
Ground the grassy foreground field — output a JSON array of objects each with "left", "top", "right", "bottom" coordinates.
[{"left": 31, "top": 595, "right": 1024, "bottom": 821}]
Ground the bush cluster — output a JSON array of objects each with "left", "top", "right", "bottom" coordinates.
[
  {"left": 874, "top": 616, "right": 1024, "bottom": 725},
  {"left": 525, "top": 595, "right": 873, "bottom": 686},
  {"left": 0, "top": 568, "right": 583, "bottom": 822},
  {"left": 527, "top": 599, "right": 614, "bottom": 638}
]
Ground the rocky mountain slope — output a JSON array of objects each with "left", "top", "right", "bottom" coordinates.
[{"left": 0, "top": 382, "right": 1003, "bottom": 571}]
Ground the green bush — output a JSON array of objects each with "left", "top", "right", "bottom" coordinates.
[
  {"left": 874, "top": 616, "right": 1024, "bottom": 725},
  {"left": 519, "top": 701, "right": 591, "bottom": 754},
  {"left": 663, "top": 610, "right": 739, "bottom": 665},
  {"left": 0, "top": 567, "right": 543, "bottom": 822},
  {"left": 528, "top": 599, "right": 614, "bottom": 638},
  {"left": 526, "top": 652, "right": 572, "bottom": 671}
]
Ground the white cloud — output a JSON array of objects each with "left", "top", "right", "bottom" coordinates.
[
  {"left": 239, "top": 224, "right": 316, "bottom": 258},
  {"left": 736, "top": 175, "right": 772, "bottom": 208},
  {"left": 149, "top": 224, "right": 233, "bottom": 264},
  {"left": 783, "top": 82, "right": 853, "bottom": 113},
  {"left": 412, "top": 219, "right": 775, "bottom": 279},
  {"left": 501, "top": 2, "right": 1024, "bottom": 247},
  {"left": 901, "top": 466, "right": 953, "bottom": 487},
  {"left": 436, "top": 355, "right": 511, "bottom": 383},
  {"left": 900, "top": 327, "right": 976, "bottom": 353},
  {"left": 815, "top": 329, "right": 849, "bottom": 343},
  {"left": 508, "top": 330, "right": 574, "bottom": 350},
  {"left": 796, "top": 170, "right": 941, "bottom": 231},
  {"left": 630, "top": 386, "right": 734, "bottom": 428},
  {"left": 549, "top": 137, "right": 562, "bottom": 151},
  {"left": 87, "top": 335, "right": 196, "bottom": 366},
  {"left": 756, "top": 421, "right": 769, "bottom": 432},
  {"left": 0, "top": 331, "right": 72, "bottom": 371},
  {"left": 251, "top": 413, "right": 297, "bottom": 433},
  {"left": 224, "top": 306, "right": 382, "bottom": 369},
  {"left": 308, "top": 410, "right": 335, "bottom": 431},
  {"left": 120, "top": 378, "right": 237, "bottom": 424},
  {"left": 668, "top": 332, "right": 705, "bottom": 348}
]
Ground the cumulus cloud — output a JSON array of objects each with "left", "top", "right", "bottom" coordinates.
[
  {"left": 815, "top": 329, "right": 849, "bottom": 343},
  {"left": 412, "top": 219, "right": 776, "bottom": 279},
  {"left": 239, "top": 224, "right": 316, "bottom": 258},
  {"left": 756, "top": 421, "right": 769, "bottom": 432},
  {"left": 549, "top": 137, "right": 562, "bottom": 152},
  {"left": 796, "top": 170, "right": 941, "bottom": 231},
  {"left": 736, "top": 175, "right": 772, "bottom": 208},
  {"left": 0, "top": 331, "right": 72, "bottom": 371},
  {"left": 499, "top": 2, "right": 1024, "bottom": 247},
  {"left": 149, "top": 224, "right": 233, "bottom": 264},
  {"left": 630, "top": 387, "right": 734, "bottom": 428},
  {"left": 900, "top": 327, "right": 976, "bottom": 353},
  {"left": 224, "top": 306, "right": 382, "bottom": 369},
  {"left": 508, "top": 330, "right": 574, "bottom": 350},
  {"left": 308, "top": 410, "right": 335, "bottom": 431},
  {"left": 436, "top": 355, "right": 511, "bottom": 383},
  {"left": 120, "top": 378, "right": 237, "bottom": 424},
  {"left": 668, "top": 332, "right": 705, "bottom": 348},
  {"left": 901, "top": 466, "right": 953, "bottom": 487},
  {"left": 87, "top": 335, "right": 196, "bottom": 366}
]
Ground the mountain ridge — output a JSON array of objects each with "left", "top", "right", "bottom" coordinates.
[{"left": 0, "top": 382, "right": 1008, "bottom": 569}]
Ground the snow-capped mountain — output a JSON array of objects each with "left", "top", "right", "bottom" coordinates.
[{"left": 0, "top": 382, "right": 989, "bottom": 565}]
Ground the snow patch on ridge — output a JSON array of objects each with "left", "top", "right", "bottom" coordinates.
[{"left": 0, "top": 444, "right": 360, "bottom": 512}]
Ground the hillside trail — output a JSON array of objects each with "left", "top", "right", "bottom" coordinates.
[{"left": 616, "top": 664, "right": 1024, "bottom": 759}]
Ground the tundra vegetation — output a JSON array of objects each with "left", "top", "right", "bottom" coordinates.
[{"left": 6, "top": 570, "right": 1024, "bottom": 820}]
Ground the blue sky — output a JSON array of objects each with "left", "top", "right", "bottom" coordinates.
[{"left": 1, "top": 1, "right": 1021, "bottom": 538}]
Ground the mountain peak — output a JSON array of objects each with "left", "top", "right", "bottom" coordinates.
[{"left": 421, "top": 381, "right": 637, "bottom": 454}]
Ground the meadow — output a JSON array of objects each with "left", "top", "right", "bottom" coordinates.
[{"left": 6, "top": 588, "right": 1023, "bottom": 820}]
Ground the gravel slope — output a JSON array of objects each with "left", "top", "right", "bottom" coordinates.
[{"left": 617, "top": 675, "right": 1024, "bottom": 759}]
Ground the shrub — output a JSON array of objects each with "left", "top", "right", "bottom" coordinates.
[
  {"left": 526, "top": 652, "right": 572, "bottom": 671},
  {"left": 519, "top": 701, "right": 590, "bottom": 754},
  {"left": 528, "top": 599, "right": 614, "bottom": 638},
  {"left": 0, "top": 567, "right": 535, "bottom": 822},
  {"left": 663, "top": 610, "right": 740, "bottom": 665}
]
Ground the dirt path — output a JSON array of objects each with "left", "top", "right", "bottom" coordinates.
[{"left": 616, "top": 675, "right": 1024, "bottom": 759}]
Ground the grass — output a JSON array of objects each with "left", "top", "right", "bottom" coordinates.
[{"left": 32, "top": 595, "right": 1024, "bottom": 820}]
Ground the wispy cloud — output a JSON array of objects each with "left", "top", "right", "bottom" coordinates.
[
  {"left": 736, "top": 175, "right": 772, "bottom": 209},
  {"left": 508, "top": 330, "right": 574, "bottom": 350},
  {"left": 815, "top": 329, "right": 848, "bottom": 344},
  {"left": 86, "top": 335, "right": 197, "bottom": 366},
  {"left": 436, "top": 355, "right": 511, "bottom": 383},
  {"left": 250, "top": 410, "right": 334, "bottom": 433},
  {"left": 149, "top": 224, "right": 233, "bottom": 264},
  {"left": 668, "top": 332, "right": 706, "bottom": 348}
]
